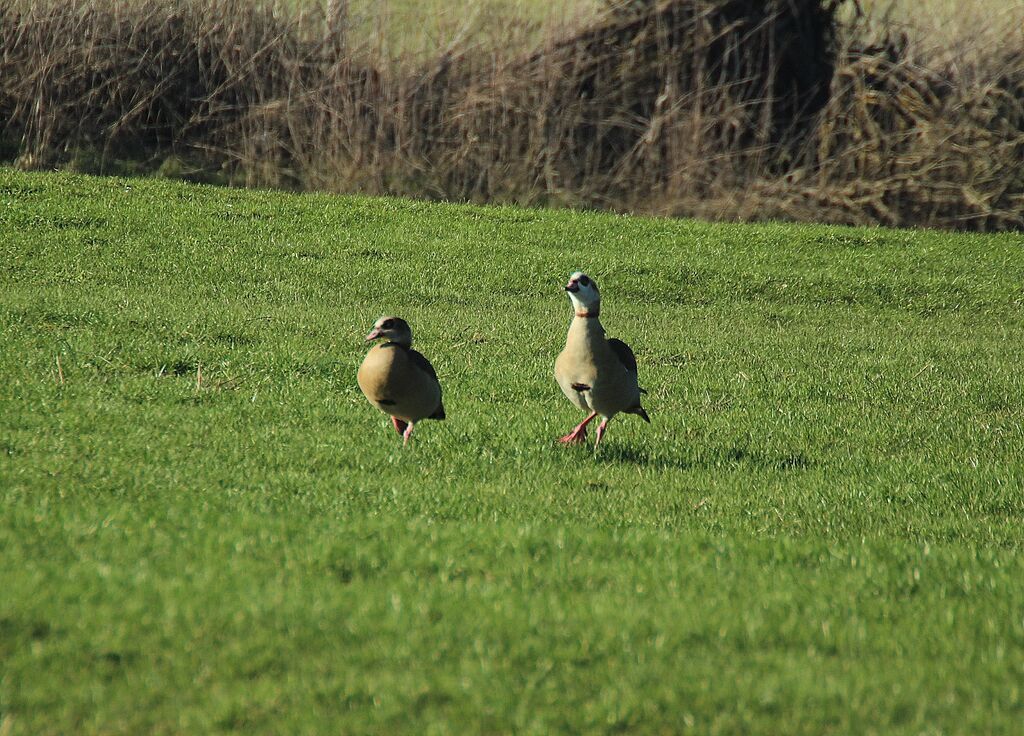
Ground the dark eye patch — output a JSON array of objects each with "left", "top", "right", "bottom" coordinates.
[
  {"left": 382, "top": 319, "right": 394, "bottom": 329},
  {"left": 580, "top": 276, "right": 590, "bottom": 286}
]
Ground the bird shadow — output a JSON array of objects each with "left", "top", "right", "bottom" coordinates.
[{"left": 591, "top": 443, "right": 815, "bottom": 472}]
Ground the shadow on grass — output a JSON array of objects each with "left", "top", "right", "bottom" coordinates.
[{"left": 592, "top": 443, "right": 815, "bottom": 472}]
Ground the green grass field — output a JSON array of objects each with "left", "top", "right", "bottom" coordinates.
[{"left": 2, "top": 168, "right": 1023, "bottom": 734}]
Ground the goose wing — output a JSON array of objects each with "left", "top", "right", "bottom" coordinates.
[{"left": 607, "top": 338, "right": 638, "bottom": 374}]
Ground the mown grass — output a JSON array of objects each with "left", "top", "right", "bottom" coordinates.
[
  {"left": 858, "top": 0, "right": 1024, "bottom": 44},
  {"left": 345, "top": 0, "right": 1023, "bottom": 55},
  {"left": 343, "top": 0, "right": 599, "bottom": 57},
  {"left": 1, "top": 168, "right": 1023, "bottom": 734}
]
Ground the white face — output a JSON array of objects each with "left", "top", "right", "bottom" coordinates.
[
  {"left": 365, "top": 316, "right": 412, "bottom": 344},
  {"left": 565, "top": 271, "right": 600, "bottom": 312}
]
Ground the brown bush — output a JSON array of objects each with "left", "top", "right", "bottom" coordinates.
[
  {"left": 1, "top": 0, "right": 1021, "bottom": 230},
  {"left": 793, "top": 33, "right": 1024, "bottom": 229}
]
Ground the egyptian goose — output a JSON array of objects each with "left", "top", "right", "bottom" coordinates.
[
  {"left": 554, "top": 272, "right": 649, "bottom": 447},
  {"left": 357, "top": 316, "right": 445, "bottom": 445}
]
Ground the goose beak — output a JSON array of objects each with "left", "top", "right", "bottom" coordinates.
[
  {"left": 565, "top": 280, "right": 579, "bottom": 293},
  {"left": 365, "top": 328, "right": 382, "bottom": 341}
]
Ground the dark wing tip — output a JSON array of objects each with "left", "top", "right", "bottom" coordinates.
[{"left": 429, "top": 402, "right": 446, "bottom": 420}]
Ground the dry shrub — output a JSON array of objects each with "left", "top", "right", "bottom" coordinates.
[
  {"left": 0, "top": 0, "right": 331, "bottom": 180},
  {"left": 782, "top": 31, "right": 1024, "bottom": 229},
  {"left": 0, "top": 0, "right": 1021, "bottom": 230},
  {"left": 423, "top": 0, "right": 841, "bottom": 207}
]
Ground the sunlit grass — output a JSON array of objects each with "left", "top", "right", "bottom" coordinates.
[
  {"left": 344, "top": 0, "right": 1023, "bottom": 56},
  {"left": 1, "top": 168, "right": 1023, "bottom": 734}
]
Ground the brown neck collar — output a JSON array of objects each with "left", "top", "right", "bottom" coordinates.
[{"left": 575, "top": 310, "right": 599, "bottom": 318}]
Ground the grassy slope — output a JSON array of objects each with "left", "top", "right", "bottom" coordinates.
[
  {"left": 346, "top": 0, "right": 1024, "bottom": 56},
  {"left": 344, "top": 0, "right": 598, "bottom": 57},
  {"left": 1, "top": 169, "right": 1023, "bottom": 734}
]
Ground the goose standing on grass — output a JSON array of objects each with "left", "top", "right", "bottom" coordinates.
[
  {"left": 358, "top": 316, "right": 445, "bottom": 445},
  {"left": 554, "top": 271, "right": 649, "bottom": 448}
]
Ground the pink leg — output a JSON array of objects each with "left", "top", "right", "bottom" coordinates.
[
  {"left": 402, "top": 421, "right": 415, "bottom": 446},
  {"left": 594, "top": 418, "right": 610, "bottom": 449},
  {"left": 559, "top": 412, "right": 598, "bottom": 444},
  {"left": 392, "top": 416, "right": 409, "bottom": 436}
]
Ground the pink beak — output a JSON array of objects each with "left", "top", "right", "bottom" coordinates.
[
  {"left": 565, "top": 279, "right": 579, "bottom": 293},
  {"left": 365, "top": 328, "right": 382, "bottom": 341}
]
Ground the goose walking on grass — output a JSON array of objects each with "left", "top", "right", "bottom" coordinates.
[
  {"left": 554, "top": 271, "right": 649, "bottom": 448},
  {"left": 358, "top": 316, "right": 445, "bottom": 445}
]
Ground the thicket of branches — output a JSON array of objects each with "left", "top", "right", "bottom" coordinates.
[{"left": 1, "top": 0, "right": 1021, "bottom": 230}]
